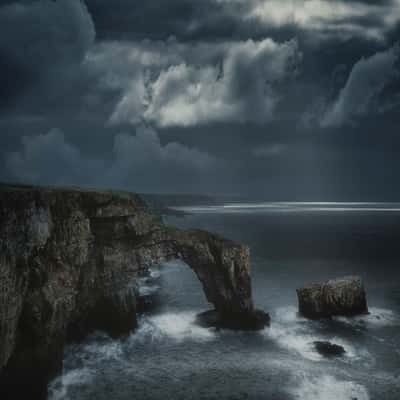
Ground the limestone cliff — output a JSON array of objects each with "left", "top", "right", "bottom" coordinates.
[{"left": 0, "top": 185, "right": 267, "bottom": 399}]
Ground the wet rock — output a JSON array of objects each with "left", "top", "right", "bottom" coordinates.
[
  {"left": 136, "top": 293, "right": 160, "bottom": 313},
  {"left": 297, "top": 276, "right": 368, "bottom": 319},
  {"left": 135, "top": 271, "right": 163, "bottom": 313},
  {"left": 136, "top": 286, "right": 162, "bottom": 313},
  {"left": 196, "top": 309, "right": 270, "bottom": 331},
  {"left": 313, "top": 341, "right": 346, "bottom": 357},
  {"left": 0, "top": 184, "right": 264, "bottom": 398}
]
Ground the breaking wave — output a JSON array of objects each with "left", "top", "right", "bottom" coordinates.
[
  {"left": 133, "top": 312, "right": 216, "bottom": 343},
  {"left": 265, "top": 306, "right": 370, "bottom": 362},
  {"left": 334, "top": 307, "right": 400, "bottom": 328},
  {"left": 48, "top": 368, "right": 93, "bottom": 400}
]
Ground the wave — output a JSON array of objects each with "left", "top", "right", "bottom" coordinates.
[
  {"left": 265, "top": 306, "right": 370, "bottom": 362},
  {"left": 291, "top": 374, "right": 370, "bottom": 400},
  {"left": 131, "top": 311, "right": 216, "bottom": 343},
  {"left": 78, "top": 337, "right": 124, "bottom": 362},
  {"left": 138, "top": 283, "right": 160, "bottom": 296},
  {"left": 334, "top": 307, "right": 400, "bottom": 328},
  {"left": 48, "top": 368, "right": 93, "bottom": 400}
]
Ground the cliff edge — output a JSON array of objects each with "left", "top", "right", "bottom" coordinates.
[{"left": 0, "top": 185, "right": 267, "bottom": 399}]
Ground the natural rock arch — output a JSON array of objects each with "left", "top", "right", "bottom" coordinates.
[{"left": 0, "top": 186, "right": 268, "bottom": 399}]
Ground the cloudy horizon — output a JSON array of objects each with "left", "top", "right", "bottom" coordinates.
[{"left": 1, "top": 0, "right": 399, "bottom": 200}]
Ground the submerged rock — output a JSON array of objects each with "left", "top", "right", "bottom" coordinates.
[
  {"left": 313, "top": 341, "right": 346, "bottom": 358},
  {"left": 196, "top": 309, "right": 270, "bottom": 331},
  {"left": 0, "top": 184, "right": 264, "bottom": 399},
  {"left": 297, "top": 276, "right": 368, "bottom": 319}
]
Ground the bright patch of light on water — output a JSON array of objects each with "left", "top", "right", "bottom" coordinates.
[{"left": 172, "top": 202, "right": 400, "bottom": 214}]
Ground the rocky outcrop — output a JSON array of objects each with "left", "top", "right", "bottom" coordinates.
[
  {"left": 297, "top": 276, "right": 368, "bottom": 319},
  {"left": 313, "top": 341, "right": 346, "bottom": 358},
  {"left": 196, "top": 308, "right": 269, "bottom": 330},
  {"left": 0, "top": 185, "right": 266, "bottom": 399}
]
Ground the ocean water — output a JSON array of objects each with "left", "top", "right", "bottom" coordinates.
[{"left": 49, "top": 203, "right": 400, "bottom": 400}]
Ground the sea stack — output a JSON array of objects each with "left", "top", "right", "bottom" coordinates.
[{"left": 297, "top": 276, "right": 368, "bottom": 319}]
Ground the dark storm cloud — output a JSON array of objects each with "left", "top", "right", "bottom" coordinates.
[
  {"left": 85, "top": 0, "right": 400, "bottom": 43},
  {"left": 80, "top": 0, "right": 400, "bottom": 131},
  {"left": 1, "top": 0, "right": 398, "bottom": 127},
  {"left": 0, "top": 0, "right": 224, "bottom": 193},
  {"left": 5, "top": 128, "right": 104, "bottom": 184},
  {"left": 322, "top": 44, "right": 400, "bottom": 126},
  {"left": 0, "top": 0, "right": 95, "bottom": 110},
  {"left": 84, "top": 0, "right": 248, "bottom": 41},
  {"left": 5, "top": 126, "right": 218, "bottom": 193},
  {"left": 1, "top": 0, "right": 400, "bottom": 198}
]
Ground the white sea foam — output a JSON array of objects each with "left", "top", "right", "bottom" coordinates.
[
  {"left": 335, "top": 307, "right": 400, "bottom": 328},
  {"left": 268, "top": 325, "right": 323, "bottom": 361},
  {"left": 138, "top": 284, "right": 160, "bottom": 296},
  {"left": 134, "top": 312, "right": 215, "bottom": 342},
  {"left": 291, "top": 374, "right": 370, "bottom": 400},
  {"left": 48, "top": 368, "right": 93, "bottom": 400},
  {"left": 80, "top": 338, "right": 123, "bottom": 361},
  {"left": 48, "top": 337, "right": 127, "bottom": 400},
  {"left": 149, "top": 268, "right": 161, "bottom": 279},
  {"left": 264, "top": 306, "right": 322, "bottom": 361},
  {"left": 273, "top": 305, "right": 305, "bottom": 324},
  {"left": 265, "top": 306, "right": 366, "bottom": 362},
  {"left": 137, "top": 267, "right": 162, "bottom": 296}
]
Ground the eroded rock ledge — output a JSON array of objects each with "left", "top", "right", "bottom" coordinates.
[{"left": 0, "top": 185, "right": 267, "bottom": 399}]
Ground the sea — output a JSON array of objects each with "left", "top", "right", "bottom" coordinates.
[{"left": 48, "top": 202, "right": 400, "bottom": 400}]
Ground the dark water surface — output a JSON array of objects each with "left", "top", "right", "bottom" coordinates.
[{"left": 49, "top": 203, "right": 400, "bottom": 400}]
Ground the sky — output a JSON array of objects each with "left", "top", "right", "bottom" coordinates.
[{"left": 0, "top": 0, "right": 399, "bottom": 200}]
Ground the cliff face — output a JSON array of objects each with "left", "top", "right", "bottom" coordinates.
[{"left": 0, "top": 186, "right": 266, "bottom": 399}]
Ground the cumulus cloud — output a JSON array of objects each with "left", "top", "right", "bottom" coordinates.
[
  {"left": 5, "top": 129, "right": 103, "bottom": 184},
  {"left": 218, "top": 0, "right": 400, "bottom": 42},
  {"left": 106, "top": 126, "right": 216, "bottom": 190},
  {"left": 322, "top": 44, "right": 400, "bottom": 126},
  {"left": 94, "top": 38, "right": 301, "bottom": 127},
  {"left": 5, "top": 127, "right": 216, "bottom": 192}
]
